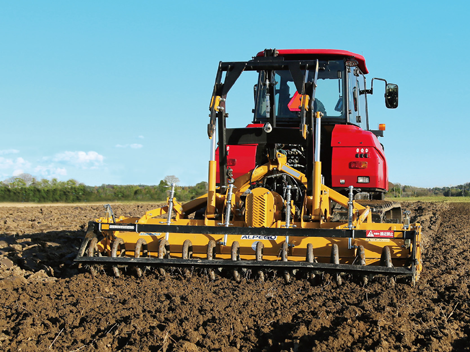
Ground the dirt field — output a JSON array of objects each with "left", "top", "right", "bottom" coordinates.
[{"left": 0, "top": 202, "right": 469, "bottom": 351}]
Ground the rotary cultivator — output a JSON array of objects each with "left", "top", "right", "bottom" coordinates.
[{"left": 75, "top": 49, "right": 422, "bottom": 285}]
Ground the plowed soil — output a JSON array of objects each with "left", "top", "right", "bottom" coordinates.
[{"left": 1, "top": 202, "right": 469, "bottom": 351}]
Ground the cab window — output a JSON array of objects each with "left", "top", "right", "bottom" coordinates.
[{"left": 254, "top": 60, "right": 346, "bottom": 124}]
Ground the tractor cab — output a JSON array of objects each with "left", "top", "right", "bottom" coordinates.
[{"left": 252, "top": 49, "right": 396, "bottom": 134}]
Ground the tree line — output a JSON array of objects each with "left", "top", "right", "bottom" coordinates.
[
  {"left": 388, "top": 182, "right": 470, "bottom": 198},
  {"left": 2, "top": 173, "right": 468, "bottom": 202},
  {"left": 0, "top": 174, "right": 207, "bottom": 203}
]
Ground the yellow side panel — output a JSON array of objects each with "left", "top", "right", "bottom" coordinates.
[{"left": 245, "top": 188, "right": 275, "bottom": 228}]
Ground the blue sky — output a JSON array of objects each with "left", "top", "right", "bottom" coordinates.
[{"left": 0, "top": 0, "right": 469, "bottom": 188}]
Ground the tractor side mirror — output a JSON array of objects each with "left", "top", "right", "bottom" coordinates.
[{"left": 385, "top": 83, "right": 398, "bottom": 109}]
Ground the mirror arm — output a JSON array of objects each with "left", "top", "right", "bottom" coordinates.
[{"left": 362, "top": 77, "right": 388, "bottom": 96}]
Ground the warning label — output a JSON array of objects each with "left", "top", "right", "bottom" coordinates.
[
  {"left": 366, "top": 230, "right": 394, "bottom": 238},
  {"left": 241, "top": 235, "right": 277, "bottom": 240}
]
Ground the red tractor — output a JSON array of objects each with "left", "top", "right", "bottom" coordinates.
[{"left": 213, "top": 49, "right": 400, "bottom": 222}]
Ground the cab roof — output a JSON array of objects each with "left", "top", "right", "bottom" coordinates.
[{"left": 256, "top": 49, "right": 368, "bottom": 74}]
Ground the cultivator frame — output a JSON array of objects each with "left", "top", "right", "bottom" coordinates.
[
  {"left": 75, "top": 50, "right": 423, "bottom": 284},
  {"left": 75, "top": 221, "right": 421, "bottom": 278}
]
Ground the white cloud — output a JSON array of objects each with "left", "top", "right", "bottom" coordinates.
[
  {"left": 35, "top": 165, "right": 67, "bottom": 178},
  {"left": 0, "top": 150, "right": 107, "bottom": 182},
  {"left": 138, "top": 135, "right": 144, "bottom": 139},
  {"left": 0, "top": 149, "right": 19, "bottom": 155},
  {"left": 0, "top": 157, "right": 32, "bottom": 181},
  {"left": 57, "top": 168, "right": 67, "bottom": 175},
  {"left": 54, "top": 151, "right": 104, "bottom": 169},
  {"left": 115, "top": 144, "right": 143, "bottom": 149},
  {"left": 0, "top": 157, "right": 31, "bottom": 170}
]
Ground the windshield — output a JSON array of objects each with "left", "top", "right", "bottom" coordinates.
[{"left": 254, "top": 60, "right": 346, "bottom": 124}]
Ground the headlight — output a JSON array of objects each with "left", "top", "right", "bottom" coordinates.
[{"left": 357, "top": 176, "right": 370, "bottom": 183}]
